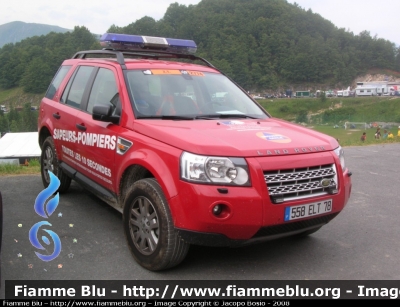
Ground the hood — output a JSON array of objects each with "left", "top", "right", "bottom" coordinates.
[{"left": 133, "top": 118, "right": 339, "bottom": 157}]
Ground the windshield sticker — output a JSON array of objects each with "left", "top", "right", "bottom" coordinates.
[
  {"left": 180, "top": 70, "right": 205, "bottom": 77},
  {"left": 256, "top": 132, "right": 292, "bottom": 143},
  {"left": 143, "top": 70, "right": 152, "bottom": 75},
  {"left": 187, "top": 71, "right": 204, "bottom": 77},
  {"left": 151, "top": 69, "right": 181, "bottom": 75}
]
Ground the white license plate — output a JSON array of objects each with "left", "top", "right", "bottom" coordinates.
[{"left": 284, "top": 199, "right": 332, "bottom": 221}]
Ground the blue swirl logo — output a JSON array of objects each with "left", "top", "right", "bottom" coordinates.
[{"left": 29, "top": 171, "right": 62, "bottom": 261}]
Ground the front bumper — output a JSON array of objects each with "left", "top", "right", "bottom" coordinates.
[
  {"left": 169, "top": 154, "right": 352, "bottom": 246},
  {"left": 177, "top": 212, "right": 339, "bottom": 247}
]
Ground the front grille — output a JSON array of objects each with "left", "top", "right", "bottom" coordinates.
[
  {"left": 264, "top": 164, "right": 337, "bottom": 202},
  {"left": 253, "top": 212, "right": 339, "bottom": 238}
]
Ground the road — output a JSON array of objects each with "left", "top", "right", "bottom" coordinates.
[{"left": 1, "top": 143, "right": 400, "bottom": 298}]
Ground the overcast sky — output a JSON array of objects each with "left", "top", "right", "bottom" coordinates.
[
  {"left": 287, "top": 0, "right": 399, "bottom": 46},
  {"left": 1, "top": 0, "right": 399, "bottom": 46}
]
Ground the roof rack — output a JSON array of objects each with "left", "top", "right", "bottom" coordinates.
[{"left": 72, "top": 49, "right": 216, "bottom": 70}]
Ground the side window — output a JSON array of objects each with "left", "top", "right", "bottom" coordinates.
[
  {"left": 44, "top": 65, "right": 72, "bottom": 99},
  {"left": 87, "top": 68, "right": 119, "bottom": 114},
  {"left": 61, "top": 66, "right": 95, "bottom": 109}
]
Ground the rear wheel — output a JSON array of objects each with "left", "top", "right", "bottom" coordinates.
[
  {"left": 40, "top": 136, "right": 71, "bottom": 193},
  {"left": 123, "top": 178, "right": 189, "bottom": 271}
]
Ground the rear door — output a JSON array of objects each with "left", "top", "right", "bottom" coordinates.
[
  {"left": 73, "top": 65, "right": 121, "bottom": 192},
  {"left": 51, "top": 65, "right": 96, "bottom": 169}
]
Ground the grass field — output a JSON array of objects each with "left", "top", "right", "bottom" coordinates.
[
  {"left": 258, "top": 95, "right": 400, "bottom": 146},
  {"left": 309, "top": 125, "right": 400, "bottom": 147},
  {"left": 259, "top": 96, "right": 400, "bottom": 124},
  {"left": 0, "top": 87, "right": 43, "bottom": 109},
  {"left": 0, "top": 158, "right": 40, "bottom": 175}
]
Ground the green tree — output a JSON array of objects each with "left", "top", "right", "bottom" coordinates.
[
  {"left": 0, "top": 114, "right": 10, "bottom": 134},
  {"left": 9, "top": 120, "right": 19, "bottom": 132},
  {"left": 20, "top": 58, "right": 53, "bottom": 93},
  {"left": 296, "top": 110, "right": 308, "bottom": 123},
  {"left": 395, "top": 46, "right": 400, "bottom": 72},
  {"left": 7, "top": 107, "right": 20, "bottom": 124},
  {"left": 19, "top": 103, "right": 38, "bottom": 132},
  {"left": 320, "top": 91, "right": 327, "bottom": 103},
  {"left": 123, "top": 17, "right": 159, "bottom": 36}
]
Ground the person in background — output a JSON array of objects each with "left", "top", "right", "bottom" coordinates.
[
  {"left": 398, "top": 126, "right": 400, "bottom": 137},
  {"left": 375, "top": 127, "right": 381, "bottom": 139},
  {"left": 382, "top": 130, "right": 388, "bottom": 139},
  {"left": 360, "top": 132, "right": 366, "bottom": 142},
  {"left": 388, "top": 131, "right": 394, "bottom": 139}
]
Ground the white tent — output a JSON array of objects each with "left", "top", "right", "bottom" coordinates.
[{"left": 0, "top": 132, "right": 41, "bottom": 161}]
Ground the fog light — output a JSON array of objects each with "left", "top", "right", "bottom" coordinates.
[
  {"left": 328, "top": 188, "right": 338, "bottom": 195},
  {"left": 212, "top": 205, "right": 222, "bottom": 216},
  {"left": 272, "top": 196, "right": 284, "bottom": 204}
]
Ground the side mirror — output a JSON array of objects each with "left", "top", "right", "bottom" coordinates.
[{"left": 92, "top": 105, "right": 119, "bottom": 124}]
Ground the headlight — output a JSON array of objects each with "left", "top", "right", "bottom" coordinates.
[
  {"left": 180, "top": 152, "right": 250, "bottom": 186},
  {"left": 334, "top": 146, "right": 346, "bottom": 171}
]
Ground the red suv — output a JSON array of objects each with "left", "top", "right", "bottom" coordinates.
[{"left": 38, "top": 33, "right": 352, "bottom": 271}]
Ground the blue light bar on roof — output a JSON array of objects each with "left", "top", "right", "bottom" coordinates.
[{"left": 100, "top": 33, "right": 197, "bottom": 54}]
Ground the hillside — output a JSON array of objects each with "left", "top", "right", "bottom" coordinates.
[
  {"left": 1, "top": 0, "right": 400, "bottom": 95},
  {"left": 0, "top": 21, "right": 71, "bottom": 47},
  {"left": 0, "top": 87, "right": 43, "bottom": 111},
  {"left": 355, "top": 72, "right": 400, "bottom": 84},
  {"left": 108, "top": 0, "right": 400, "bottom": 91}
]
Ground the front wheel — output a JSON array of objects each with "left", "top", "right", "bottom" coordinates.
[
  {"left": 40, "top": 136, "right": 71, "bottom": 193},
  {"left": 123, "top": 178, "right": 189, "bottom": 271}
]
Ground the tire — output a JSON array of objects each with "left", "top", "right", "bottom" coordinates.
[
  {"left": 40, "top": 136, "right": 71, "bottom": 193},
  {"left": 123, "top": 178, "right": 189, "bottom": 271}
]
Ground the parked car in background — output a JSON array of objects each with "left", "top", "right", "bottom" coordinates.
[
  {"left": 263, "top": 93, "right": 276, "bottom": 99},
  {"left": 252, "top": 95, "right": 264, "bottom": 100},
  {"left": 295, "top": 91, "right": 310, "bottom": 98}
]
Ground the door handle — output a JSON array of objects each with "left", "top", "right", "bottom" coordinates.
[
  {"left": 76, "top": 123, "right": 87, "bottom": 131},
  {"left": 53, "top": 113, "right": 61, "bottom": 119}
]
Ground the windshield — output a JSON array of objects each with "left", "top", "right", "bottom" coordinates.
[{"left": 125, "top": 70, "right": 268, "bottom": 119}]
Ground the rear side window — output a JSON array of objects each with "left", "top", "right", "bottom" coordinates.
[
  {"left": 61, "top": 66, "right": 95, "bottom": 109},
  {"left": 44, "top": 65, "right": 72, "bottom": 99}
]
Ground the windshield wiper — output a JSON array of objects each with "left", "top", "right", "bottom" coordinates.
[
  {"left": 136, "top": 115, "right": 194, "bottom": 120},
  {"left": 195, "top": 114, "right": 260, "bottom": 119},
  {"left": 193, "top": 115, "right": 217, "bottom": 120},
  {"left": 137, "top": 114, "right": 261, "bottom": 120},
  {"left": 218, "top": 114, "right": 260, "bottom": 119}
]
